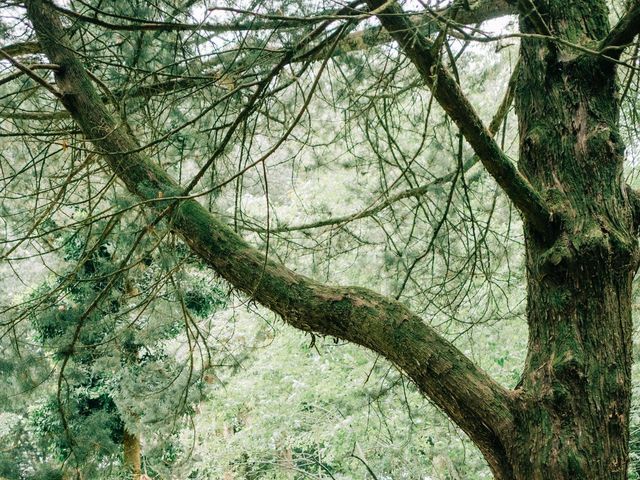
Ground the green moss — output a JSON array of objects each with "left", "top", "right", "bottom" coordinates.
[
  {"left": 551, "top": 381, "right": 570, "bottom": 407},
  {"left": 546, "top": 286, "right": 571, "bottom": 310},
  {"left": 331, "top": 297, "right": 354, "bottom": 319},
  {"left": 566, "top": 450, "right": 586, "bottom": 476}
]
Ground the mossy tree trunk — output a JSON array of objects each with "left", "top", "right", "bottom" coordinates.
[
  {"left": 123, "top": 430, "right": 141, "bottom": 480},
  {"left": 23, "top": 0, "right": 640, "bottom": 478},
  {"left": 507, "top": 2, "right": 638, "bottom": 478}
]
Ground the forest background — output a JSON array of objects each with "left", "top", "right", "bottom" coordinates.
[{"left": 0, "top": 0, "right": 639, "bottom": 479}]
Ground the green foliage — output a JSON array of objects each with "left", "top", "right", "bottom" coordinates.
[
  {"left": 1, "top": 0, "right": 639, "bottom": 478},
  {"left": 179, "top": 312, "right": 517, "bottom": 479},
  {"left": 0, "top": 215, "right": 230, "bottom": 477}
]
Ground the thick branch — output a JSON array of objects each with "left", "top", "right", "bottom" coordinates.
[
  {"left": 601, "top": 1, "right": 640, "bottom": 57},
  {"left": 26, "top": 0, "right": 515, "bottom": 474},
  {"left": 365, "top": 0, "right": 554, "bottom": 237},
  {"left": 0, "top": 41, "right": 41, "bottom": 57}
]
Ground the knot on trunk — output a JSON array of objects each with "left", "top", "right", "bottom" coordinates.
[{"left": 535, "top": 192, "right": 636, "bottom": 278}]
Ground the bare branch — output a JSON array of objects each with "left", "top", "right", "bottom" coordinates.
[
  {"left": 0, "top": 63, "right": 59, "bottom": 87},
  {"left": 365, "top": 0, "right": 554, "bottom": 237}
]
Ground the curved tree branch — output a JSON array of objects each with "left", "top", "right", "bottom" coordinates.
[
  {"left": 600, "top": 1, "right": 640, "bottom": 58},
  {"left": 25, "top": 0, "right": 516, "bottom": 475},
  {"left": 365, "top": 0, "right": 554, "bottom": 238}
]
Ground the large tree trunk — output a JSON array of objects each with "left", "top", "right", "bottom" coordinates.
[
  {"left": 506, "top": 253, "right": 636, "bottom": 478},
  {"left": 509, "top": 249, "right": 634, "bottom": 479},
  {"left": 504, "top": 2, "right": 639, "bottom": 478},
  {"left": 123, "top": 430, "right": 142, "bottom": 480}
]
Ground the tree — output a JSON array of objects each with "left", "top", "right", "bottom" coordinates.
[
  {"left": 26, "top": 224, "right": 226, "bottom": 479},
  {"left": 1, "top": 0, "right": 640, "bottom": 478}
]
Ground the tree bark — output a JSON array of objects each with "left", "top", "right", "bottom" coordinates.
[
  {"left": 507, "top": 1, "right": 639, "bottom": 478},
  {"left": 123, "top": 430, "right": 142, "bottom": 480}
]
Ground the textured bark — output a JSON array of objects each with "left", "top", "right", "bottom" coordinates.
[
  {"left": 508, "top": 1, "right": 639, "bottom": 478},
  {"left": 123, "top": 430, "right": 141, "bottom": 480}
]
